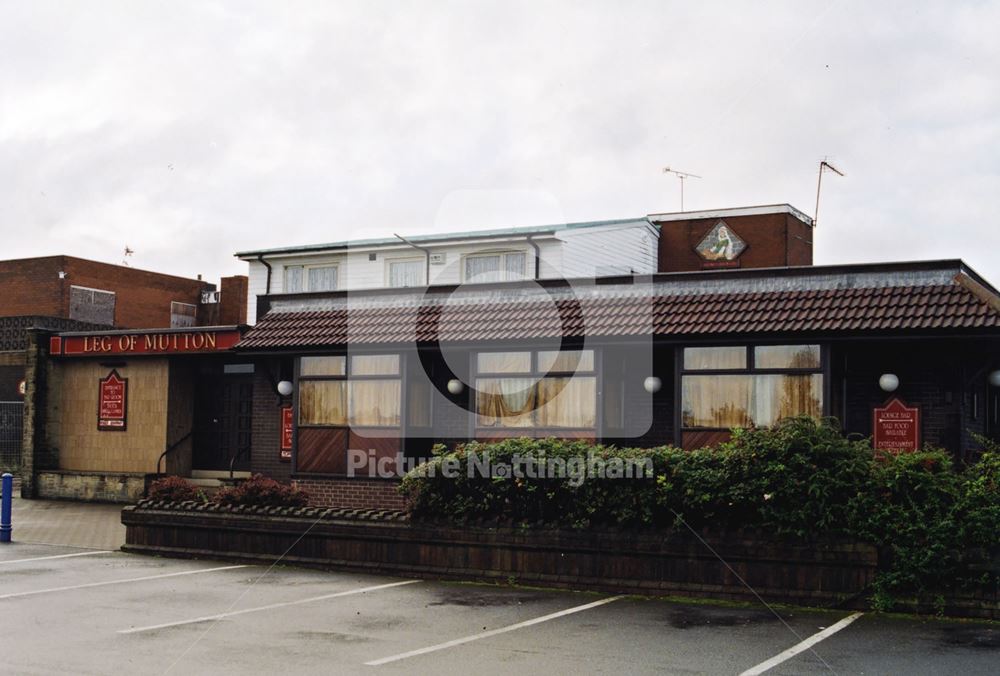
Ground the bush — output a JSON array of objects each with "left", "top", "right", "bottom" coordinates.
[
  {"left": 147, "top": 475, "right": 204, "bottom": 503},
  {"left": 213, "top": 473, "right": 309, "bottom": 508},
  {"left": 398, "top": 417, "right": 1000, "bottom": 605}
]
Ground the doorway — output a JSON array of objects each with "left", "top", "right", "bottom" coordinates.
[{"left": 193, "top": 364, "right": 253, "bottom": 472}]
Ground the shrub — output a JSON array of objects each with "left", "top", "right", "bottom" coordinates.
[
  {"left": 213, "top": 473, "right": 309, "bottom": 508},
  {"left": 147, "top": 475, "right": 204, "bottom": 503}
]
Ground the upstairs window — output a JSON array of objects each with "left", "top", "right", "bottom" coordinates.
[
  {"left": 170, "top": 301, "right": 197, "bottom": 328},
  {"left": 69, "top": 286, "right": 115, "bottom": 326},
  {"left": 388, "top": 258, "right": 425, "bottom": 287},
  {"left": 284, "top": 264, "right": 338, "bottom": 293},
  {"left": 464, "top": 252, "right": 527, "bottom": 283}
]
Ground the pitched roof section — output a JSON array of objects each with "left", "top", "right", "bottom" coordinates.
[{"left": 236, "top": 261, "right": 1000, "bottom": 350}]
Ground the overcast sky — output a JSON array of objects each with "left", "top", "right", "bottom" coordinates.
[{"left": 2, "top": 1, "right": 998, "bottom": 285}]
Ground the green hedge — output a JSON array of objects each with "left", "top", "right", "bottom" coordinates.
[{"left": 399, "top": 417, "right": 1000, "bottom": 605}]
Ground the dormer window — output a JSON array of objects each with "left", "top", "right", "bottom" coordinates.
[{"left": 464, "top": 251, "right": 527, "bottom": 283}]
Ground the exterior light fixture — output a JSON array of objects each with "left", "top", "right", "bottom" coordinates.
[
  {"left": 447, "top": 379, "right": 465, "bottom": 395},
  {"left": 276, "top": 380, "right": 294, "bottom": 397},
  {"left": 989, "top": 370, "right": 1000, "bottom": 388},
  {"left": 643, "top": 376, "right": 662, "bottom": 394},
  {"left": 878, "top": 373, "right": 899, "bottom": 393}
]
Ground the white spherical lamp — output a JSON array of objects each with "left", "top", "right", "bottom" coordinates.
[
  {"left": 989, "top": 370, "right": 1000, "bottom": 388},
  {"left": 643, "top": 376, "right": 662, "bottom": 394},
  {"left": 447, "top": 379, "right": 465, "bottom": 395},
  {"left": 878, "top": 373, "right": 899, "bottom": 393},
  {"left": 276, "top": 380, "right": 294, "bottom": 397}
]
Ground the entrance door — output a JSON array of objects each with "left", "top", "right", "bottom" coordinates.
[{"left": 193, "top": 373, "right": 253, "bottom": 472}]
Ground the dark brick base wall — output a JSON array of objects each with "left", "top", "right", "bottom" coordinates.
[{"left": 292, "top": 478, "right": 406, "bottom": 510}]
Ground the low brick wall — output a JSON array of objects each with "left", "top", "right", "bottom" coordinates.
[
  {"left": 292, "top": 478, "right": 406, "bottom": 511},
  {"left": 37, "top": 470, "right": 146, "bottom": 503},
  {"left": 122, "top": 502, "right": 881, "bottom": 608}
]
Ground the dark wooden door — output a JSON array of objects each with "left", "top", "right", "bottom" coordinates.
[{"left": 193, "top": 375, "right": 253, "bottom": 471}]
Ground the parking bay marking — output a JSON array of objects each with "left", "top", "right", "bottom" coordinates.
[
  {"left": 0, "top": 564, "right": 248, "bottom": 600},
  {"left": 118, "top": 579, "right": 421, "bottom": 634},
  {"left": 739, "top": 612, "right": 864, "bottom": 676},
  {"left": 365, "top": 595, "right": 623, "bottom": 667},
  {"left": 0, "top": 550, "right": 116, "bottom": 565}
]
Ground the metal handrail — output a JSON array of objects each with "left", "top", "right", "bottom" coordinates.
[
  {"left": 228, "top": 446, "right": 251, "bottom": 481},
  {"left": 156, "top": 432, "right": 192, "bottom": 475}
]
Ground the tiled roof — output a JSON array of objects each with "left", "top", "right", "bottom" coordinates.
[{"left": 237, "top": 264, "right": 1000, "bottom": 350}]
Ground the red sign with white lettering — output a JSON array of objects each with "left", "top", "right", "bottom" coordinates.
[
  {"left": 50, "top": 329, "right": 241, "bottom": 357},
  {"left": 98, "top": 370, "right": 128, "bottom": 431},
  {"left": 872, "top": 398, "right": 920, "bottom": 453},
  {"left": 280, "top": 405, "right": 294, "bottom": 461}
]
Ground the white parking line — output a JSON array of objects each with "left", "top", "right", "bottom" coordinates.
[
  {"left": 0, "top": 564, "right": 248, "bottom": 600},
  {"left": 739, "top": 612, "right": 864, "bottom": 676},
  {"left": 0, "top": 550, "right": 115, "bottom": 565},
  {"left": 365, "top": 595, "right": 623, "bottom": 666},
  {"left": 119, "top": 579, "right": 420, "bottom": 634}
]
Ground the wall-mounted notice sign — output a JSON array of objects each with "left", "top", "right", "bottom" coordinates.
[
  {"left": 280, "top": 405, "right": 293, "bottom": 461},
  {"left": 98, "top": 370, "right": 128, "bottom": 431},
  {"left": 872, "top": 397, "right": 920, "bottom": 453}
]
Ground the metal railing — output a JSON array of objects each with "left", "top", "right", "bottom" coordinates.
[{"left": 0, "top": 401, "right": 24, "bottom": 471}]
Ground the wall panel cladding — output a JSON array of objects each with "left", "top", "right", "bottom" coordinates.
[{"left": 37, "top": 470, "right": 146, "bottom": 503}]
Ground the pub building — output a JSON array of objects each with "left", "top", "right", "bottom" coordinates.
[{"left": 19, "top": 204, "right": 1000, "bottom": 505}]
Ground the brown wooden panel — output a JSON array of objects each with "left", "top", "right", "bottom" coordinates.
[
  {"left": 296, "top": 427, "right": 348, "bottom": 474},
  {"left": 681, "top": 429, "right": 731, "bottom": 451},
  {"left": 348, "top": 428, "right": 401, "bottom": 475}
]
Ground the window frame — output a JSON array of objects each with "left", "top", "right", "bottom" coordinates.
[
  {"left": 283, "top": 263, "right": 340, "bottom": 293},
  {"left": 462, "top": 250, "right": 529, "bottom": 283},
  {"left": 295, "top": 352, "right": 402, "bottom": 430},
  {"left": 472, "top": 347, "right": 599, "bottom": 432},
  {"left": 677, "top": 343, "right": 828, "bottom": 433},
  {"left": 384, "top": 256, "right": 426, "bottom": 288}
]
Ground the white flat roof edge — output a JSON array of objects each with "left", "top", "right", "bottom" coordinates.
[{"left": 647, "top": 204, "right": 814, "bottom": 226}]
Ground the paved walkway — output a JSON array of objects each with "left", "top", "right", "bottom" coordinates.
[{"left": 3, "top": 492, "right": 126, "bottom": 550}]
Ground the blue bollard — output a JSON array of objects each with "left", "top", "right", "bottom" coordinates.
[{"left": 1, "top": 472, "right": 12, "bottom": 543}]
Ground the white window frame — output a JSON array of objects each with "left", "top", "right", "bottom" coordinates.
[
  {"left": 283, "top": 263, "right": 340, "bottom": 293},
  {"left": 462, "top": 250, "right": 528, "bottom": 283},
  {"left": 384, "top": 256, "right": 426, "bottom": 288}
]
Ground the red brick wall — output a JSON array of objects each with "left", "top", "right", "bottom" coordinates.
[
  {"left": 0, "top": 257, "right": 63, "bottom": 317},
  {"left": 219, "top": 276, "right": 248, "bottom": 325},
  {"left": 292, "top": 478, "right": 407, "bottom": 510},
  {"left": 63, "top": 257, "right": 213, "bottom": 328},
  {"left": 657, "top": 212, "right": 814, "bottom": 272},
  {"left": 0, "top": 256, "right": 215, "bottom": 328}
]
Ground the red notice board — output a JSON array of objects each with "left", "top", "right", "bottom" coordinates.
[
  {"left": 872, "top": 398, "right": 920, "bottom": 453},
  {"left": 98, "top": 370, "right": 128, "bottom": 431},
  {"left": 280, "top": 405, "right": 293, "bottom": 461}
]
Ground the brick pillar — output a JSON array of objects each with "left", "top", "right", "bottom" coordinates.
[{"left": 19, "top": 329, "right": 48, "bottom": 498}]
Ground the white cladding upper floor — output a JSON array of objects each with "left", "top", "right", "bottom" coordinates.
[{"left": 237, "top": 219, "right": 659, "bottom": 324}]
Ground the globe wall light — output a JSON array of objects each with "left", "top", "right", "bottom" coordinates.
[
  {"left": 988, "top": 370, "right": 1000, "bottom": 388},
  {"left": 878, "top": 373, "right": 899, "bottom": 393},
  {"left": 276, "top": 380, "right": 294, "bottom": 397},
  {"left": 643, "top": 376, "right": 662, "bottom": 394},
  {"left": 447, "top": 379, "right": 465, "bottom": 395}
]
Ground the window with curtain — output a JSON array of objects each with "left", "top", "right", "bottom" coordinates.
[
  {"left": 464, "top": 251, "right": 527, "bottom": 283},
  {"left": 388, "top": 259, "right": 425, "bottom": 287},
  {"left": 681, "top": 345, "right": 823, "bottom": 429},
  {"left": 284, "top": 266, "right": 303, "bottom": 293},
  {"left": 297, "top": 353, "right": 401, "bottom": 428},
  {"left": 307, "top": 265, "right": 338, "bottom": 292},
  {"left": 475, "top": 349, "right": 596, "bottom": 429}
]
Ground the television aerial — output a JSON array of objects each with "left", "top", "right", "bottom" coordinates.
[{"left": 662, "top": 166, "right": 702, "bottom": 212}]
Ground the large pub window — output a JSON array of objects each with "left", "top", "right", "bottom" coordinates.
[
  {"left": 681, "top": 345, "right": 823, "bottom": 429},
  {"left": 474, "top": 349, "right": 596, "bottom": 431},
  {"left": 298, "top": 354, "right": 401, "bottom": 427}
]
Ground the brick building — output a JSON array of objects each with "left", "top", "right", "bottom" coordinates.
[
  {"left": 22, "top": 204, "right": 1000, "bottom": 507},
  {"left": 1, "top": 255, "right": 248, "bottom": 475}
]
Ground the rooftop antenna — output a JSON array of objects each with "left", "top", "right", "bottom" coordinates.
[
  {"left": 662, "top": 166, "right": 702, "bottom": 212},
  {"left": 122, "top": 245, "right": 134, "bottom": 266},
  {"left": 814, "top": 159, "right": 844, "bottom": 227}
]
